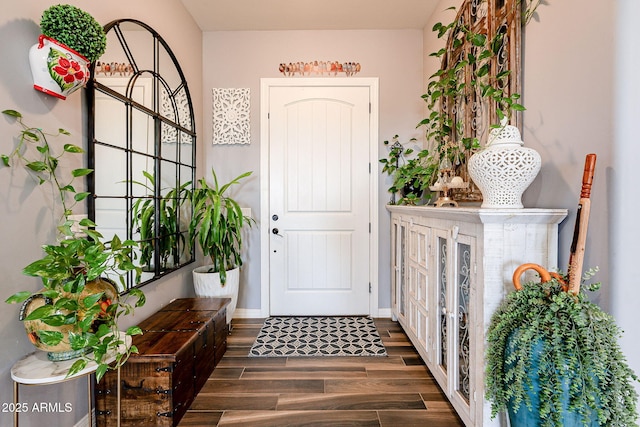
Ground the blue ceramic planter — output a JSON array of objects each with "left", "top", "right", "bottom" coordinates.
[{"left": 505, "top": 335, "right": 599, "bottom": 427}]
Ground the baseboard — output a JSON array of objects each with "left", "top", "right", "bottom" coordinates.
[
  {"left": 233, "top": 308, "right": 265, "bottom": 319},
  {"left": 376, "top": 308, "right": 392, "bottom": 318},
  {"left": 233, "top": 308, "right": 393, "bottom": 319}
]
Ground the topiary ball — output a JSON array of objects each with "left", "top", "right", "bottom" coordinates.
[{"left": 40, "top": 4, "right": 106, "bottom": 63}]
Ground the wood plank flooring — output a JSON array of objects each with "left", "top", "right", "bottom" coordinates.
[{"left": 179, "top": 318, "right": 464, "bottom": 427}]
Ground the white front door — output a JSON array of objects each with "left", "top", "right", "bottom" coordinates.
[{"left": 265, "top": 81, "right": 374, "bottom": 315}]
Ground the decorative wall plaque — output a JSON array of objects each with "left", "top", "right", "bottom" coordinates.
[{"left": 212, "top": 88, "right": 250, "bottom": 145}]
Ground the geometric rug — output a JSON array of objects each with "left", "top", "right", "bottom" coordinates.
[{"left": 248, "top": 316, "right": 387, "bottom": 357}]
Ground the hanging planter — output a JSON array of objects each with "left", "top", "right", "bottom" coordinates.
[
  {"left": 27, "top": 4, "right": 106, "bottom": 100},
  {"left": 29, "top": 35, "right": 90, "bottom": 100}
]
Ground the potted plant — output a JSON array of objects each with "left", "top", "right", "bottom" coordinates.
[
  {"left": 189, "top": 169, "right": 254, "bottom": 324},
  {"left": 2, "top": 109, "right": 145, "bottom": 381},
  {"left": 485, "top": 265, "right": 638, "bottom": 426},
  {"left": 29, "top": 4, "right": 107, "bottom": 99},
  {"left": 380, "top": 135, "right": 438, "bottom": 205},
  {"left": 131, "top": 171, "right": 191, "bottom": 271}
]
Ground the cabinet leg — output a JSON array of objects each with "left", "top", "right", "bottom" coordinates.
[
  {"left": 117, "top": 367, "right": 121, "bottom": 427},
  {"left": 87, "top": 374, "right": 93, "bottom": 427}
]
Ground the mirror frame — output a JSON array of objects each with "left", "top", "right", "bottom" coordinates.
[{"left": 87, "top": 19, "right": 196, "bottom": 292}]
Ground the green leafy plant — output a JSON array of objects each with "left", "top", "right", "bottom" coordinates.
[
  {"left": 1, "top": 109, "right": 91, "bottom": 226},
  {"left": 380, "top": 135, "right": 438, "bottom": 205},
  {"left": 6, "top": 232, "right": 145, "bottom": 381},
  {"left": 418, "top": 3, "right": 529, "bottom": 200},
  {"left": 189, "top": 169, "right": 254, "bottom": 285},
  {"left": 485, "top": 268, "right": 638, "bottom": 426},
  {"left": 2, "top": 109, "right": 144, "bottom": 381},
  {"left": 131, "top": 171, "right": 191, "bottom": 271},
  {"left": 40, "top": 4, "right": 107, "bottom": 63}
]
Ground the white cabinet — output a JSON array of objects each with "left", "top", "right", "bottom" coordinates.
[{"left": 389, "top": 206, "right": 567, "bottom": 427}]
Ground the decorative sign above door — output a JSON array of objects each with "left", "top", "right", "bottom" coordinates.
[{"left": 279, "top": 61, "right": 361, "bottom": 77}]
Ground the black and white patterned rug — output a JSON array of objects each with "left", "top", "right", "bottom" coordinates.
[{"left": 248, "top": 316, "right": 387, "bottom": 357}]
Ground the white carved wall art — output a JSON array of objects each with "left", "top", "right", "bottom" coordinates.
[{"left": 212, "top": 88, "right": 251, "bottom": 145}]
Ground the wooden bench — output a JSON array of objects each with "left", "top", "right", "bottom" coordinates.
[{"left": 95, "top": 297, "right": 230, "bottom": 426}]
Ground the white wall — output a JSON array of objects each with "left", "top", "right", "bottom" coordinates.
[
  {"left": 613, "top": 0, "right": 640, "bottom": 402},
  {"left": 0, "top": 2, "right": 202, "bottom": 426},
  {"left": 202, "top": 29, "right": 425, "bottom": 311}
]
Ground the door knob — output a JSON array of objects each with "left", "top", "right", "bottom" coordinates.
[{"left": 272, "top": 228, "right": 279, "bottom": 234}]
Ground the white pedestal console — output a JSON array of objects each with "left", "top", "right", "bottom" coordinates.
[{"left": 387, "top": 206, "right": 567, "bottom": 427}]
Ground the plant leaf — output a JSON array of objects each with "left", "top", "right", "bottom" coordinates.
[{"left": 71, "top": 168, "right": 93, "bottom": 177}]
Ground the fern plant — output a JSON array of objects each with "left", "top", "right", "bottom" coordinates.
[{"left": 485, "top": 268, "right": 638, "bottom": 426}]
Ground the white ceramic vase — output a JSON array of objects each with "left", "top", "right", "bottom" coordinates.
[
  {"left": 29, "top": 34, "right": 90, "bottom": 100},
  {"left": 468, "top": 123, "right": 541, "bottom": 208},
  {"left": 192, "top": 266, "right": 239, "bottom": 325}
]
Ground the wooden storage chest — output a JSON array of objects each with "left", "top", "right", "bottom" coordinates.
[{"left": 95, "top": 297, "right": 230, "bottom": 426}]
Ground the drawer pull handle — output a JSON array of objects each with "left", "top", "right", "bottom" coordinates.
[{"left": 156, "top": 365, "right": 173, "bottom": 373}]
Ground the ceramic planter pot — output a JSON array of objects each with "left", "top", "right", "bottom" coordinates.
[
  {"left": 192, "top": 266, "right": 239, "bottom": 325},
  {"left": 20, "top": 277, "right": 118, "bottom": 361},
  {"left": 506, "top": 333, "right": 599, "bottom": 426},
  {"left": 28, "top": 34, "right": 90, "bottom": 100}
]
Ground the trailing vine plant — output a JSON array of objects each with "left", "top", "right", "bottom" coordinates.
[
  {"left": 1, "top": 109, "right": 92, "bottom": 234},
  {"left": 2, "top": 110, "right": 144, "bottom": 381},
  {"left": 485, "top": 268, "right": 638, "bottom": 426},
  {"left": 419, "top": 0, "right": 533, "bottom": 202},
  {"left": 382, "top": 0, "right": 545, "bottom": 205}
]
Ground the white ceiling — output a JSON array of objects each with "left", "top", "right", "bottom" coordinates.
[{"left": 180, "top": 0, "right": 441, "bottom": 31}]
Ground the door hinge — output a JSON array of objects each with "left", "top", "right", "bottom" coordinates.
[
  {"left": 369, "top": 283, "right": 372, "bottom": 293},
  {"left": 369, "top": 223, "right": 371, "bottom": 233},
  {"left": 369, "top": 102, "right": 371, "bottom": 113},
  {"left": 369, "top": 162, "right": 371, "bottom": 173}
]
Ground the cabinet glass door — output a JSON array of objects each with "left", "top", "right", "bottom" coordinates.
[
  {"left": 455, "top": 239, "right": 472, "bottom": 404},
  {"left": 436, "top": 234, "right": 448, "bottom": 373},
  {"left": 399, "top": 222, "right": 406, "bottom": 319},
  {"left": 392, "top": 219, "right": 407, "bottom": 321}
]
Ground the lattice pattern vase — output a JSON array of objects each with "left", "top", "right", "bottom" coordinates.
[{"left": 468, "top": 124, "right": 541, "bottom": 208}]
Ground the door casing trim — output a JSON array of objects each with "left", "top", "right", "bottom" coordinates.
[{"left": 259, "top": 77, "right": 380, "bottom": 317}]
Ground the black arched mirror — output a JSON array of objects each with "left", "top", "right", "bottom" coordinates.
[{"left": 87, "top": 19, "right": 196, "bottom": 291}]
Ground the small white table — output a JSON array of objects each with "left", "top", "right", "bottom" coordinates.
[{"left": 11, "top": 335, "right": 130, "bottom": 427}]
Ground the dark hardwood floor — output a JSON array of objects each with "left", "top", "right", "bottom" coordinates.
[{"left": 179, "top": 318, "right": 464, "bottom": 427}]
